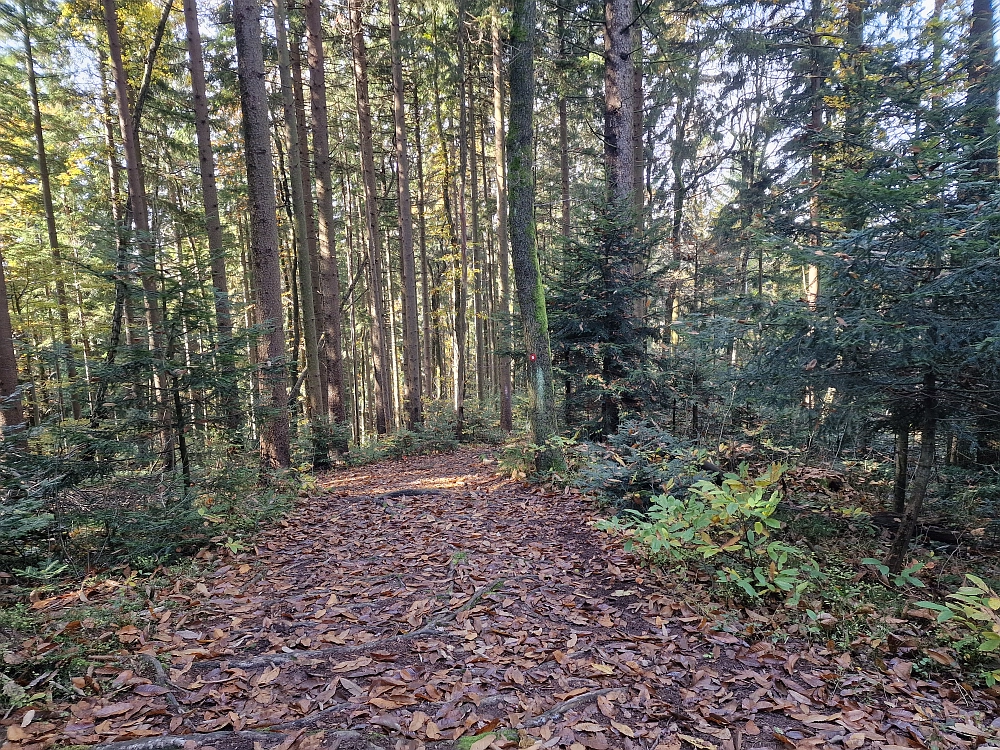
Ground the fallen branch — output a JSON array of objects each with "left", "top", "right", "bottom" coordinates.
[{"left": 519, "top": 688, "right": 618, "bottom": 729}]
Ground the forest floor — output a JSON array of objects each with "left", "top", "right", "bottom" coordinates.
[{"left": 4, "top": 447, "right": 1000, "bottom": 750}]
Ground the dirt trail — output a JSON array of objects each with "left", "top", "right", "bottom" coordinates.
[{"left": 11, "top": 448, "right": 998, "bottom": 750}]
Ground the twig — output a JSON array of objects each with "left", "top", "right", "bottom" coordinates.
[{"left": 518, "top": 688, "right": 618, "bottom": 729}]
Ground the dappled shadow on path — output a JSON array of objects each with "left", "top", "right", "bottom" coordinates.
[{"left": 19, "top": 448, "right": 998, "bottom": 750}]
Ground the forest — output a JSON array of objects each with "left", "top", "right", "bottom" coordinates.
[{"left": 2, "top": 0, "right": 1000, "bottom": 746}]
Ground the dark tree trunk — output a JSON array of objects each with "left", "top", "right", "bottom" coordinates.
[
  {"left": 233, "top": 0, "right": 291, "bottom": 470},
  {"left": 885, "top": 373, "right": 936, "bottom": 574}
]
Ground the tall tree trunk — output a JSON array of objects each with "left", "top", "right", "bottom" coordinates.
[
  {"left": 885, "top": 372, "right": 936, "bottom": 574},
  {"left": 389, "top": 0, "right": 422, "bottom": 429},
  {"left": 304, "top": 0, "right": 348, "bottom": 426},
  {"left": 454, "top": 0, "right": 471, "bottom": 438},
  {"left": 274, "top": 0, "right": 324, "bottom": 448},
  {"left": 893, "top": 426, "right": 909, "bottom": 514},
  {"left": 557, "top": 6, "right": 570, "bottom": 242},
  {"left": 604, "top": 0, "right": 634, "bottom": 208},
  {"left": 805, "top": 0, "right": 822, "bottom": 307},
  {"left": 233, "top": 0, "right": 291, "bottom": 470},
  {"left": 23, "top": 7, "right": 81, "bottom": 421},
  {"left": 182, "top": 0, "right": 241, "bottom": 432},
  {"left": 414, "top": 82, "right": 434, "bottom": 401},
  {"left": 470, "top": 67, "right": 488, "bottom": 405},
  {"left": 493, "top": 8, "right": 513, "bottom": 433},
  {"left": 288, "top": 13, "right": 327, "bottom": 413},
  {"left": 0, "top": 249, "right": 24, "bottom": 436},
  {"left": 102, "top": 0, "right": 171, "bottom": 456},
  {"left": 350, "top": 0, "right": 393, "bottom": 434},
  {"left": 508, "top": 0, "right": 561, "bottom": 471}
]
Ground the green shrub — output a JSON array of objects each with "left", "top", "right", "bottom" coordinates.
[
  {"left": 918, "top": 574, "right": 1000, "bottom": 685},
  {"left": 596, "top": 462, "right": 823, "bottom": 603}
]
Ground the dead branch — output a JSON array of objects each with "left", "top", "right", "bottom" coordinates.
[{"left": 518, "top": 688, "right": 618, "bottom": 728}]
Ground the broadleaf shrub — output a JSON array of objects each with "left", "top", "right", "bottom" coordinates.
[
  {"left": 596, "top": 462, "right": 824, "bottom": 603},
  {"left": 918, "top": 574, "right": 1000, "bottom": 685}
]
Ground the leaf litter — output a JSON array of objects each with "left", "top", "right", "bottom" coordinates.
[{"left": 3, "top": 448, "right": 999, "bottom": 750}]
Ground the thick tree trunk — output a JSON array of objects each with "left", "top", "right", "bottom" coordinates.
[
  {"left": 604, "top": 0, "right": 634, "bottom": 208},
  {"left": 389, "top": 0, "right": 422, "bottom": 430},
  {"left": 493, "top": 9, "right": 513, "bottom": 433},
  {"left": 966, "top": 0, "right": 998, "bottom": 181},
  {"left": 182, "top": 0, "right": 240, "bottom": 432},
  {"left": 350, "top": 0, "right": 393, "bottom": 434},
  {"left": 304, "top": 0, "right": 348, "bottom": 426},
  {"left": 0, "top": 250, "right": 24, "bottom": 436},
  {"left": 233, "top": 0, "right": 291, "bottom": 470},
  {"left": 508, "top": 0, "right": 561, "bottom": 471},
  {"left": 885, "top": 373, "right": 936, "bottom": 574},
  {"left": 23, "top": 8, "right": 81, "bottom": 421}
]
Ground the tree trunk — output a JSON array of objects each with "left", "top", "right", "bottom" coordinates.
[
  {"left": 893, "top": 427, "right": 908, "bottom": 514},
  {"left": 470, "top": 68, "right": 488, "bottom": 405},
  {"left": 885, "top": 373, "right": 936, "bottom": 574},
  {"left": 966, "top": 0, "right": 998, "bottom": 182},
  {"left": 454, "top": 0, "right": 471, "bottom": 439},
  {"left": 182, "top": 0, "right": 240, "bottom": 432},
  {"left": 604, "top": 0, "right": 634, "bottom": 208},
  {"left": 350, "top": 0, "right": 393, "bottom": 434},
  {"left": 233, "top": 0, "right": 291, "bottom": 470},
  {"left": 806, "top": 0, "right": 822, "bottom": 308},
  {"left": 389, "top": 0, "right": 422, "bottom": 429},
  {"left": 508, "top": 0, "right": 561, "bottom": 471},
  {"left": 23, "top": 6, "right": 81, "bottom": 421},
  {"left": 0, "top": 249, "right": 24, "bottom": 436},
  {"left": 275, "top": 0, "right": 323, "bottom": 443},
  {"left": 414, "top": 82, "right": 434, "bottom": 402},
  {"left": 493, "top": 8, "right": 513, "bottom": 433},
  {"left": 304, "top": 0, "right": 348, "bottom": 427}
]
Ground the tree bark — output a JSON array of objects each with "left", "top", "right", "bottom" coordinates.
[
  {"left": 454, "top": 0, "right": 471, "bottom": 438},
  {"left": 508, "top": 0, "right": 561, "bottom": 471},
  {"left": 893, "top": 427, "right": 908, "bottom": 514},
  {"left": 966, "top": 0, "right": 998, "bottom": 182},
  {"left": 182, "top": 0, "right": 241, "bottom": 432},
  {"left": 304, "top": 0, "right": 348, "bottom": 426},
  {"left": 389, "top": 0, "right": 423, "bottom": 429},
  {"left": 233, "top": 0, "right": 291, "bottom": 470},
  {"left": 885, "top": 373, "right": 936, "bottom": 574},
  {"left": 493, "top": 8, "right": 513, "bottom": 433},
  {"left": 350, "top": 0, "right": 393, "bottom": 434}
]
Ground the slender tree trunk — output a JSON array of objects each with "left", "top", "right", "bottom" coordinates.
[
  {"left": 493, "top": 9, "right": 513, "bottom": 433},
  {"left": 893, "top": 426, "right": 909, "bottom": 514},
  {"left": 885, "top": 372, "right": 936, "bottom": 573},
  {"left": 454, "top": 0, "right": 471, "bottom": 438},
  {"left": 23, "top": 8, "right": 81, "bottom": 421},
  {"left": 806, "top": 0, "right": 822, "bottom": 308},
  {"left": 275, "top": 0, "right": 323, "bottom": 446},
  {"left": 414, "top": 82, "right": 434, "bottom": 401},
  {"left": 350, "top": 0, "right": 393, "bottom": 434},
  {"left": 508, "top": 0, "right": 561, "bottom": 470},
  {"left": 182, "top": 0, "right": 240, "bottom": 432},
  {"left": 233, "top": 0, "right": 291, "bottom": 470},
  {"left": 0, "top": 250, "right": 24, "bottom": 436},
  {"left": 304, "top": 0, "right": 348, "bottom": 427},
  {"left": 288, "top": 12, "right": 327, "bottom": 413},
  {"left": 389, "top": 0, "right": 422, "bottom": 429},
  {"left": 470, "top": 68, "right": 487, "bottom": 404}
]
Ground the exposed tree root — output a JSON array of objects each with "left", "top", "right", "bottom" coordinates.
[
  {"left": 96, "top": 728, "right": 380, "bottom": 750},
  {"left": 226, "top": 579, "right": 504, "bottom": 670}
]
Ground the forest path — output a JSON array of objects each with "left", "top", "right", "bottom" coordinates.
[{"left": 47, "top": 448, "right": 994, "bottom": 750}]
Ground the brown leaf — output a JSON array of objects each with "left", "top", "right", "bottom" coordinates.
[{"left": 93, "top": 702, "right": 134, "bottom": 718}]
